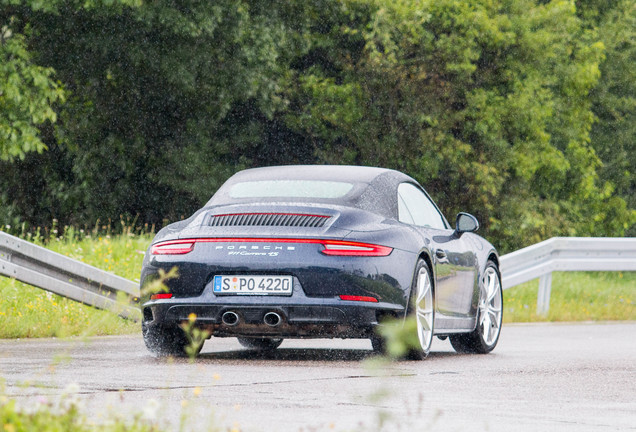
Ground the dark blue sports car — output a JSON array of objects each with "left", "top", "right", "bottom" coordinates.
[{"left": 140, "top": 165, "right": 502, "bottom": 358}]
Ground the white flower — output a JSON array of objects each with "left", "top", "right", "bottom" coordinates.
[
  {"left": 142, "top": 398, "right": 160, "bottom": 421},
  {"left": 58, "top": 383, "right": 83, "bottom": 413},
  {"left": 63, "top": 382, "right": 81, "bottom": 394}
]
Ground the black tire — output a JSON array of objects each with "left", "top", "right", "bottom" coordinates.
[
  {"left": 407, "top": 259, "right": 435, "bottom": 360},
  {"left": 237, "top": 337, "right": 283, "bottom": 351},
  {"left": 142, "top": 323, "right": 193, "bottom": 357},
  {"left": 450, "top": 261, "right": 503, "bottom": 354}
]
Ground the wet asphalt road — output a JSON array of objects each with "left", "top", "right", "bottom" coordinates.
[{"left": 1, "top": 322, "right": 634, "bottom": 432}]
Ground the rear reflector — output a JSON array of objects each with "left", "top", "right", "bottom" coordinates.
[
  {"left": 339, "top": 295, "right": 379, "bottom": 303},
  {"left": 150, "top": 293, "right": 173, "bottom": 300},
  {"left": 150, "top": 238, "right": 392, "bottom": 257}
]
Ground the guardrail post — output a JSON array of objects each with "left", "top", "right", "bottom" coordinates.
[{"left": 537, "top": 272, "right": 552, "bottom": 316}]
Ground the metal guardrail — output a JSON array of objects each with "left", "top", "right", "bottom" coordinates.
[
  {"left": 1, "top": 231, "right": 634, "bottom": 320},
  {"left": 0, "top": 232, "right": 141, "bottom": 321},
  {"left": 500, "top": 237, "right": 636, "bottom": 315}
]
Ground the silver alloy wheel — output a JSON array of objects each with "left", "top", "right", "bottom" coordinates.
[
  {"left": 479, "top": 266, "right": 503, "bottom": 347},
  {"left": 415, "top": 267, "right": 434, "bottom": 352}
]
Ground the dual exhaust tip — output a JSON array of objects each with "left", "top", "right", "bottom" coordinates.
[
  {"left": 221, "top": 311, "right": 240, "bottom": 326},
  {"left": 263, "top": 312, "right": 282, "bottom": 327},
  {"left": 221, "top": 311, "right": 282, "bottom": 327}
]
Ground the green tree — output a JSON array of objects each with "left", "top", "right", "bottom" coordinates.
[
  {"left": 578, "top": 0, "right": 636, "bottom": 235},
  {"left": 0, "top": 23, "right": 64, "bottom": 160},
  {"left": 283, "top": 0, "right": 634, "bottom": 251},
  {"left": 0, "top": 0, "right": 633, "bottom": 251},
  {"left": 0, "top": 0, "right": 292, "bottom": 226}
]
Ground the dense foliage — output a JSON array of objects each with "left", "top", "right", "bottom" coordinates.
[{"left": 1, "top": 0, "right": 634, "bottom": 252}]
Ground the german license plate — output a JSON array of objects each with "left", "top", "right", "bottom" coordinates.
[{"left": 213, "top": 275, "right": 293, "bottom": 296}]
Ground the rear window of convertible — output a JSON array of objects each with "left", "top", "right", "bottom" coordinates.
[{"left": 229, "top": 180, "right": 354, "bottom": 199}]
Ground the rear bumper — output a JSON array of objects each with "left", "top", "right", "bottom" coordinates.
[
  {"left": 142, "top": 279, "right": 404, "bottom": 339},
  {"left": 141, "top": 239, "right": 418, "bottom": 339}
]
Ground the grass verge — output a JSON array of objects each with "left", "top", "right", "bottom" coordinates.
[
  {"left": 0, "top": 229, "right": 151, "bottom": 338},
  {"left": 503, "top": 271, "right": 635, "bottom": 322}
]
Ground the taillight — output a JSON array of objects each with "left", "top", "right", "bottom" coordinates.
[
  {"left": 339, "top": 295, "right": 379, "bottom": 303},
  {"left": 150, "top": 241, "right": 194, "bottom": 255},
  {"left": 150, "top": 293, "right": 173, "bottom": 300},
  {"left": 150, "top": 238, "right": 392, "bottom": 257},
  {"left": 320, "top": 240, "right": 392, "bottom": 257}
]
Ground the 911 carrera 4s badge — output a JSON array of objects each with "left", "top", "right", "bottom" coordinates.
[
  {"left": 214, "top": 244, "right": 296, "bottom": 257},
  {"left": 213, "top": 275, "right": 293, "bottom": 295},
  {"left": 227, "top": 250, "right": 281, "bottom": 257}
]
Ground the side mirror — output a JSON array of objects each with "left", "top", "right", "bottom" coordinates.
[{"left": 456, "top": 212, "right": 479, "bottom": 234}]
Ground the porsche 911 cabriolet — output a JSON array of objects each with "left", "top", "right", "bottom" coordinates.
[{"left": 140, "top": 165, "right": 502, "bottom": 359}]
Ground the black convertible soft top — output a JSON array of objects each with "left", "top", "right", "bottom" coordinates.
[{"left": 207, "top": 165, "right": 419, "bottom": 219}]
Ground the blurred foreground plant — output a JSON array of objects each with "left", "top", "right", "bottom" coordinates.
[
  {"left": 140, "top": 267, "right": 179, "bottom": 299},
  {"left": 140, "top": 268, "right": 210, "bottom": 360},
  {"left": 375, "top": 317, "right": 421, "bottom": 359},
  {"left": 0, "top": 381, "right": 165, "bottom": 432},
  {"left": 180, "top": 313, "right": 211, "bottom": 361}
]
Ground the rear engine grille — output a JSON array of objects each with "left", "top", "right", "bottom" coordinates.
[{"left": 207, "top": 213, "right": 330, "bottom": 228}]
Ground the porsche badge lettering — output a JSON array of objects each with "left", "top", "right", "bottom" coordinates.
[{"left": 215, "top": 244, "right": 296, "bottom": 257}]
